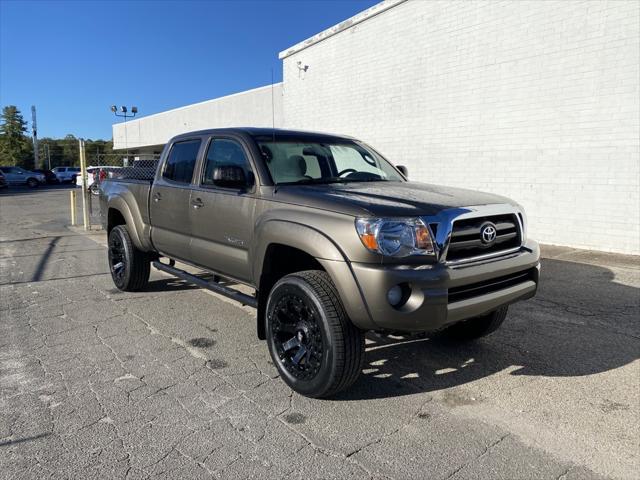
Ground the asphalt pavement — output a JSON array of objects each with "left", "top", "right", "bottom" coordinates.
[{"left": 1, "top": 186, "right": 638, "bottom": 479}]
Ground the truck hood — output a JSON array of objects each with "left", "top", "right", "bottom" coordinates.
[{"left": 273, "top": 181, "right": 517, "bottom": 217}]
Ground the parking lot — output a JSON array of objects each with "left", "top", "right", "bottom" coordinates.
[{"left": 1, "top": 187, "right": 638, "bottom": 479}]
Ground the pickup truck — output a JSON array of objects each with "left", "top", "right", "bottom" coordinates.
[{"left": 100, "top": 127, "right": 540, "bottom": 398}]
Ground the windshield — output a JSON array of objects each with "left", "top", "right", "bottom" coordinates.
[{"left": 254, "top": 136, "right": 404, "bottom": 185}]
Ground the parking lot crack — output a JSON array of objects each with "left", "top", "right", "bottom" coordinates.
[{"left": 445, "top": 433, "right": 510, "bottom": 480}]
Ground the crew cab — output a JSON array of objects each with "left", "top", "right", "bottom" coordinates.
[{"left": 100, "top": 128, "right": 540, "bottom": 397}]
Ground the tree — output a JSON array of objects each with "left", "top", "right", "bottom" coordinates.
[{"left": 0, "top": 105, "right": 33, "bottom": 168}]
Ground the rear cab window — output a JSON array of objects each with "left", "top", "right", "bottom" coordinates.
[{"left": 162, "top": 139, "right": 202, "bottom": 184}]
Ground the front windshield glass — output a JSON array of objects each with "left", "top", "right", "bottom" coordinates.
[{"left": 254, "top": 136, "right": 404, "bottom": 185}]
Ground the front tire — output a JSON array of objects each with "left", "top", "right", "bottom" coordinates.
[
  {"left": 26, "top": 178, "right": 39, "bottom": 188},
  {"left": 266, "top": 270, "right": 364, "bottom": 398},
  {"left": 439, "top": 306, "right": 508, "bottom": 341},
  {"left": 108, "top": 225, "right": 150, "bottom": 291}
]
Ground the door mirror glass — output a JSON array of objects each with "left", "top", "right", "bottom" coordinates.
[
  {"left": 396, "top": 165, "right": 408, "bottom": 178},
  {"left": 213, "top": 165, "right": 249, "bottom": 189}
]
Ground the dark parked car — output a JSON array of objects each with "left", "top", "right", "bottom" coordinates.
[
  {"left": 0, "top": 170, "right": 7, "bottom": 189},
  {"left": 34, "top": 169, "right": 59, "bottom": 184}
]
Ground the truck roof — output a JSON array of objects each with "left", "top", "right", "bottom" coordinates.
[{"left": 170, "top": 127, "right": 356, "bottom": 143}]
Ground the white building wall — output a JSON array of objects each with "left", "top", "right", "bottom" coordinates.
[
  {"left": 281, "top": 0, "right": 640, "bottom": 255},
  {"left": 113, "top": 83, "right": 283, "bottom": 151}
]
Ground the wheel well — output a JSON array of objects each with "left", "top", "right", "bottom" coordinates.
[
  {"left": 107, "top": 208, "right": 126, "bottom": 234},
  {"left": 256, "top": 244, "right": 324, "bottom": 340}
]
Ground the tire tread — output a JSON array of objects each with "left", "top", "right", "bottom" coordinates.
[
  {"left": 110, "top": 225, "right": 150, "bottom": 291},
  {"left": 287, "top": 270, "right": 364, "bottom": 397}
]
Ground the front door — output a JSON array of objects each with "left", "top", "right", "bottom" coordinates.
[
  {"left": 189, "top": 137, "right": 256, "bottom": 283},
  {"left": 149, "top": 138, "right": 202, "bottom": 262}
]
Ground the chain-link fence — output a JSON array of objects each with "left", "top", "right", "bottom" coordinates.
[{"left": 74, "top": 149, "right": 161, "bottom": 230}]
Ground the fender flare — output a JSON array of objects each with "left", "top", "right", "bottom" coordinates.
[
  {"left": 253, "top": 219, "right": 375, "bottom": 335},
  {"left": 252, "top": 219, "right": 346, "bottom": 281},
  {"left": 106, "top": 198, "right": 150, "bottom": 251}
]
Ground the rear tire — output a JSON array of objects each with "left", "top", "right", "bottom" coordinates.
[
  {"left": 266, "top": 270, "right": 364, "bottom": 398},
  {"left": 108, "top": 225, "right": 150, "bottom": 291},
  {"left": 439, "top": 306, "right": 508, "bottom": 341}
]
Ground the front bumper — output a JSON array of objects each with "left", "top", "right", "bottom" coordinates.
[{"left": 349, "top": 240, "right": 540, "bottom": 332}]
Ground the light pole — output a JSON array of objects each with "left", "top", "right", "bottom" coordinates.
[{"left": 110, "top": 105, "right": 138, "bottom": 166}]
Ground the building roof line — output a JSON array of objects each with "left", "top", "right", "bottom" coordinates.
[
  {"left": 278, "top": 0, "right": 408, "bottom": 60},
  {"left": 111, "top": 82, "right": 283, "bottom": 129}
]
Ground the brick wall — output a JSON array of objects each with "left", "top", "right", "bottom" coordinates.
[{"left": 281, "top": 0, "right": 640, "bottom": 254}]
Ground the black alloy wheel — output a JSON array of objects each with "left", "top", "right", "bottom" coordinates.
[
  {"left": 108, "top": 230, "right": 127, "bottom": 287},
  {"left": 107, "top": 225, "right": 150, "bottom": 291},
  {"left": 266, "top": 270, "right": 364, "bottom": 398},
  {"left": 271, "top": 292, "right": 325, "bottom": 381}
]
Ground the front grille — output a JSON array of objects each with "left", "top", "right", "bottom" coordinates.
[
  {"left": 445, "top": 214, "right": 521, "bottom": 262},
  {"left": 448, "top": 268, "right": 536, "bottom": 304}
]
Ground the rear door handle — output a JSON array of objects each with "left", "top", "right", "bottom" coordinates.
[
  {"left": 153, "top": 192, "right": 161, "bottom": 202},
  {"left": 191, "top": 198, "right": 204, "bottom": 209}
]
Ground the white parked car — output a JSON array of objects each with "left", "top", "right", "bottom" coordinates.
[
  {"left": 0, "top": 166, "right": 46, "bottom": 188},
  {"left": 75, "top": 167, "right": 99, "bottom": 195},
  {"left": 51, "top": 166, "right": 80, "bottom": 183}
]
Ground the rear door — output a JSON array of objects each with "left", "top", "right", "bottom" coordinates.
[
  {"left": 149, "top": 138, "right": 203, "bottom": 262},
  {"left": 189, "top": 136, "right": 256, "bottom": 283}
]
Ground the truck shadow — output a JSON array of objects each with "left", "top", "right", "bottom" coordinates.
[{"left": 336, "top": 258, "right": 639, "bottom": 401}]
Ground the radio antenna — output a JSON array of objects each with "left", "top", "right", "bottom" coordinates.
[{"left": 271, "top": 68, "right": 276, "bottom": 144}]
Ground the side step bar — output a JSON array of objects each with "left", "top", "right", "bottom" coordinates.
[{"left": 152, "top": 261, "right": 258, "bottom": 308}]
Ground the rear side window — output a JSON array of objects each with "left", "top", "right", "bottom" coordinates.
[{"left": 163, "top": 139, "right": 201, "bottom": 184}]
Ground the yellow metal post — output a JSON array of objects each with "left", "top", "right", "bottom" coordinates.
[
  {"left": 79, "top": 139, "right": 90, "bottom": 231},
  {"left": 69, "top": 190, "right": 77, "bottom": 226}
]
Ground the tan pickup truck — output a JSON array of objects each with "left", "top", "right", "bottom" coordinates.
[{"left": 100, "top": 128, "right": 540, "bottom": 397}]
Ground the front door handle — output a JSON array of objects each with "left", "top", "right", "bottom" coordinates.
[
  {"left": 191, "top": 198, "right": 204, "bottom": 209},
  {"left": 153, "top": 192, "right": 161, "bottom": 202}
]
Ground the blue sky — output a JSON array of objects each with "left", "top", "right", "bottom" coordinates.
[{"left": 0, "top": 0, "right": 377, "bottom": 140}]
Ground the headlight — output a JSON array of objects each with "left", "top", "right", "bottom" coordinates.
[{"left": 355, "top": 217, "right": 435, "bottom": 257}]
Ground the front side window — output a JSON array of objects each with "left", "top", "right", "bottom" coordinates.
[
  {"left": 254, "top": 136, "right": 404, "bottom": 185},
  {"left": 163, "top": 139, "right": 201, "bottom": 184},
  {"left": 202, "top": 139, "right": 251, "bottom": 187}
]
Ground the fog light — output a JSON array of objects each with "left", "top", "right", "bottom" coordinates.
[{"left": 387, "top": 285, "right": 404, "bottom": 306}]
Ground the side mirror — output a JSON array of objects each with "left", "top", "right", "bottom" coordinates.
[
  {"left": 213, "top": 165, "right": 252, "bottom": 189},
  {"left": 396, "top": 165, "right": 408, "bottom": 178}
]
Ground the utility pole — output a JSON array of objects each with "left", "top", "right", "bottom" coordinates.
[{"left": 31, "top": 106, "right": 40, "bottom": 169}]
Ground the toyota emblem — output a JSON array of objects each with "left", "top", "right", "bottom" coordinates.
[{"left": 480, "top": 222, "right": 497, "bottom": 244}]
